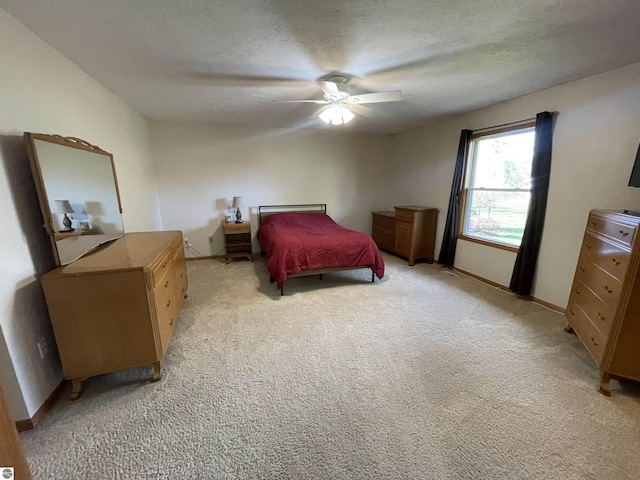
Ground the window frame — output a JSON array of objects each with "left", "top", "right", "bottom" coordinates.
[{"left": 458, "top": 120, "right": 536, "bottom": 252}]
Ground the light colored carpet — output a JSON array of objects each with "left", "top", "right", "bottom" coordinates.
[{"left": 20, "top": 253, "right": 640, "bottom": 479}]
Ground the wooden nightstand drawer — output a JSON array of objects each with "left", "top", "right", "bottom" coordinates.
[{"left": 224, "top": 223, "right": 250, "bottom": 234}]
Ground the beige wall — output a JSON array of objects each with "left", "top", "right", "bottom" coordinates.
[
  {"left": 150, "top": 121, "right": 393, "bottom": 257},
  {"left": 394, "top": 62, "right": 640, "bottom": 308},
  {"left": 0, "top": 7, "right": 161, "bottom": 420}
]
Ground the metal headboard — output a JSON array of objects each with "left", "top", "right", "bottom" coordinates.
[{"left": 258, "top": 204, "right": 327, "bottom": 226}]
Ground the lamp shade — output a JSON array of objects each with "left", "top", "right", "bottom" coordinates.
[
  {"left": 53, "top": 200, "right": 74, "bottom": 214},
  {"left": 232, "top": 196, "right": 245, "bottom": 209},
  {"left": 319, "top": 103, "right": 355, "bottom": 126}
]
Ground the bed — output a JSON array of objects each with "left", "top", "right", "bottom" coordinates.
[{"left": 257, "top": 204, "right": 385, "bottom": 294}]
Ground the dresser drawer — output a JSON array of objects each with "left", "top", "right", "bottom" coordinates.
[
  {"left": 587, "top": 214, "right": 636, "bottom": 247},
  {"left": 154, "top": 266, "right": 176, "bottom": 312},
  {"left": 573, "top": 260, "right": 622, "bottom": 310},
  {"left": 172, "top": 238, "right": 183, "bottom": 260},
  {"left": 154, "top": 268, "right": 177, "bottom": 355},
  {"left": 173, "top": 258, "right": 188, "bottom": 305},
  {"left": 568, "top": 279, "right": 613, "bottom": 336},
  {"left": 372, "top": 213, "right": 396, "bottom": 231},
  {"left": 152, "top": 250, "right": 173, "bottom": 286},
  {"left": 579, "top": 232, "right": 631, "bottom": 281},
  {"left": 373, "top": 230, "right": 395, "bottom": 251},
  {"left": 395, "top": 208, "right": 415, "bottom": 223},
  {"left": 567, "top": 301, "right": 606, "bottom": 363}
]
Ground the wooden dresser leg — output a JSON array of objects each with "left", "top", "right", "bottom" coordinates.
[
  {"left": 151, "top": 362, "right": 162, "bottom": 382},
  {"left": 599, "top": 370, "right": 612, "bottom": 396},
  {"left": 70, "top": 378, "right": 84, "bottom": 400},
  {"left": 564, "top": 324, "right": 575, "bottom": 334}
]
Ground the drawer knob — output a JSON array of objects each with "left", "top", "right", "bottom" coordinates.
[
  {"left": 170, "top": 318, "right": 174, "bottom": 326},
  {"left": 619, "top": 230, "right": 629, "bottom": 237},
  {"left": 579, "top": 267, "right": 586, "bottom": 273},
  {"left": 164, "top": 280, "right": 169, "bottom": 288},
  {"left": 166, "top": 299, "right": 171, "bottom": 307},
  {"left": 604, "top": 286, "right": 613, "bottom": 294},
  {"left": 586, "top": 244, "right": 592, "bottom": 250},
  {"left": 569, "top": 308, "right": 575, "bottom": 315},
  {"left": 590, "top": 336, "right": 598, "bottom": 346},
  {"left": 576, "top": 290, "right": 581, "bottom": 294},
  {"left": 590, "top": 221, "right": 597, "bottom": 227},
  {"left": 611, "top": 258, "right": 621, "bottom": 266},
  {"left": 597, "top": 312, "right": 606, "bottom": 321},
  {"left": 162, "top": 262, "right": 167, "bottom": 268}
]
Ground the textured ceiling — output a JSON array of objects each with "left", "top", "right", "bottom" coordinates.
[{"left": 3, "top": 1, "right": 640, "bottom": 134}]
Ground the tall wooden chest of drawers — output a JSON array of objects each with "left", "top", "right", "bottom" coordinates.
[
  {"left": 41, "top": 231, "right": 188, "bottom": 399},
  {"left": 371, "top": 206, "right": 438, "bottom": 266},
  {"left": 565, "top": 210, "right": 640, "bottom": 395}
]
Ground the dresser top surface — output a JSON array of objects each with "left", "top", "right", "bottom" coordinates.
[
  {"left": 394, "top": 205, "right": 438, "bottom": 212},
  {"left": 45, "top": 231, "right": 181, "bottom": 276},
  {"left": 591, "top": 209, "right": 640, "bottom": 225},
  {"left": 372, "top": 210, "right": 395, "bottom": 217}
]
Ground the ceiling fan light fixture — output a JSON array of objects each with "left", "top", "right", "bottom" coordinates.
[{"left": 319, "top": 102, "right": 354, "bottom": 126}]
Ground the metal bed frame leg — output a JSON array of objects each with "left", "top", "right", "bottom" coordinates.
[
  {"left": 280, "top": 286, "right": 284, "bottom": 296},
  {"left": 371, "top": 269, "right": 375, "bottom": 283}
]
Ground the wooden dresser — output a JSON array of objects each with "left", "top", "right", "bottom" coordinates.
[
  {"left": 371, "top": 206, "right": 438, "bottom": 266},
  {"left": 565, "top": 210, "right": 640, "bottom": 395},
  {"left": 41, "top": 231, "right": 188, "bottom": 399}
]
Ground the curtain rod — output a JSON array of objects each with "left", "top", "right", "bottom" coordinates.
[{"left": 472, "top": 117, "right": 536, "bottom": 134}]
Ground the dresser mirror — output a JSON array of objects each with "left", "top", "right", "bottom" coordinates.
[{"left": 25, "top": 133, "right": 125, "bottom": 266}]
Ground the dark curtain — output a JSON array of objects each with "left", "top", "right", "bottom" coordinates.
[
  {"left": 437, "top": 129, "right": 473, "bottom": 267},
  {"left": 509, "top": 111, "right": 557, "bottom": 296}
]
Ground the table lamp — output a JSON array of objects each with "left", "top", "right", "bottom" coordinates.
[
  {"left": 53, "top": 200, "right": 75, "bottom": 231},
  {"left": 232, "top": 196, "right": 245, "bottom": 224}
]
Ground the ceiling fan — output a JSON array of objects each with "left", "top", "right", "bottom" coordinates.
[{"left": 281, "top": 74, "right": 404, "bottom": 125}]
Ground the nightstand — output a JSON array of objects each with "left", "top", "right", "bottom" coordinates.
[{"left": 223, "top": 223, "right": 253, "bottom": 263}]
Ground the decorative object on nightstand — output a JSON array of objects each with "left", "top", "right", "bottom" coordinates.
[
  {"left": 53, "top": 199, "right": 75, "bottom": 231},
  {"left": 224, "top": 222, "right": 252, "bottom": 263},
  {"left": 232, "top": 196, "right": 245, "bottom": 223},
  {"left": 371, "top": 206, "right": 438, "bottom": 266}
]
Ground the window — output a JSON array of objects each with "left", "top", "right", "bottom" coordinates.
[{"left": 460, "top": 123, "right": 536, "bottom": 250}]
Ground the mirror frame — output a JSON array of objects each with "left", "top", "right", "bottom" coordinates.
[{"left": 25, "top": 133, "right": 123, "bottom": 266}]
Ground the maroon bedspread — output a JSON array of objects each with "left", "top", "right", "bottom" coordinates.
[{"left": 257, "top": 212, "right": 385, "bottom": 288}]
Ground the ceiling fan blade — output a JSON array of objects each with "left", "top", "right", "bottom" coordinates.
[
  {"left": 318, "top": 81, "right": 341, "bottom": 97},
  {"left": 277, "top": 99, "right": 329, "bottom": 104},
  {"left": 186, "top": 72, "right": 311, "bottom": 88},
  {"left": 346, "top": 91, "right": 404, "bottom": 104},
  {"left": 348, "top": 104, "right": 379, "bottom": 118}
]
